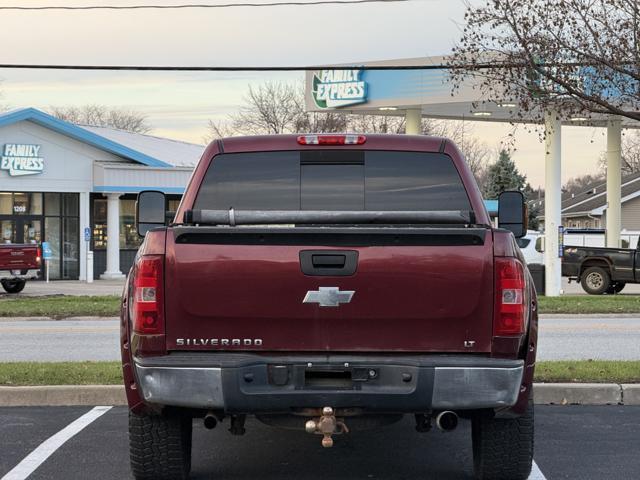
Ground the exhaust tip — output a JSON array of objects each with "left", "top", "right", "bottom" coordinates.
[
  {"left": 204, "top": 413, "right": 217, "bottom": 430},
  {"left": 435, "top": 411, "right": 458, "bottom": 432}
]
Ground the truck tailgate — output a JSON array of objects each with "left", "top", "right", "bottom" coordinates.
[
  {"left": 0, "top": 244, "right": 39, "bottom": 271},
  {"left": 164, "top": 228, "right": 494, "bottom": 353}
]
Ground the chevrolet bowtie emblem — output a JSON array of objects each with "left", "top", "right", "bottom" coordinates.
[{"left": 303, "top": 287, "right": 355, "bottom": 307}]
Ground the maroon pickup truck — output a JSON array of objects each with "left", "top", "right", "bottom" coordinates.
[
  {"left": 121, "top": 134, "right": 537, "bottom": 480},
  {"left": 0, "top": 243, "right": 41, "bottom": 293}
]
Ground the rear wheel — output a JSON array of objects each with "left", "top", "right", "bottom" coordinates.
[
  {"left": 580, "top": 266, "right": 610, "bottom": 295},
  {"left": 129, "top": 412, "right": 192, "bottom": 480},
  {"left": 472, "top": 397, "right": 534, "bottom": 480},
  {"left": 1, "top": 279, "right": 26, "bottom": 294}
]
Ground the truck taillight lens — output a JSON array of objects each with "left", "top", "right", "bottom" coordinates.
[
  {"left": 36, "top": 247, "right": 42, "bottom": 265},
  {"left": 297, "top": 134, "right": 366, "bottom": 145},
  {"left": 131, "top": 255, "right": 164, "bottom": 334},
  {"left": 494, "top": 257, "right": 526, "bottom": 336}
]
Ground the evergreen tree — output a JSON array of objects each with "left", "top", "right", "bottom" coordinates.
[
  {"left": 483, "top": 150, "right": 527, "bottom": 199},
  {"left": 484, "top": 150, "right": 540, "bottom": 230}
]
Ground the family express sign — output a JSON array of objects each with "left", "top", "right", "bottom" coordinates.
[{"left": 312, "top": 69, "right": 368, "bottom": 109}]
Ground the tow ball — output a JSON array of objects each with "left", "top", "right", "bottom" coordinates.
[{"left": 304, "top": 406, "right": 349, "bottom": 448}]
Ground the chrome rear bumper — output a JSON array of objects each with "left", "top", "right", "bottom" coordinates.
[{"left": 133, "top": 353, "right": 523, "bottom": 412}]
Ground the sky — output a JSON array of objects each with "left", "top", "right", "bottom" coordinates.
[{"left": 0, "top": 0, "right": 612, "bottom": 187}]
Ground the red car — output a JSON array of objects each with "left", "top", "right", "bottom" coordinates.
[
  {"left": 121, "top": 134, "right": 537, "bottom": 480},
  {"left": 0, "top": 243, "right": 41, "bottom": 293}
]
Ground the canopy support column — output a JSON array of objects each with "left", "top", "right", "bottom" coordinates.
[
  {"left": 405, "top": 109, "right": 422, "bottom": 135},
  {"left": 100, "top": 193, "right": 125, "bottom": 280},
  {"left": 606, "top": 116, "right": 622, "bottom": 248},
  {"left": 544, "top": 110, "right": 562, "bottom": 297}
]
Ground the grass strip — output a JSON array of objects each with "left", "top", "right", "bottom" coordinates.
[
  {"left": 538, "top": 295, "right": 640, "bottom": 314},
  {"left": 0, "top": 361, "right": 122, "bottom": 386},
  {"left": 1, "top": 360, "right": 639, "bottom": 386},
  {"left": 1, "top": 294, "right": 640, "bottom": 318},
  {"left": 534, "top": 360, "right": 640, "bottom": 384},
  {"left": 0, "top": 295, "right": 120, "bottom": 318}
]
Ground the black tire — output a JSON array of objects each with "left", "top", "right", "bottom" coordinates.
[
  {"left": 129, "top": 412, "right": 192, "bottom": 480},
  {"left": 1, "top": 279, "right": 26, "bottom": 294},
  {"left": 580, "top": 266, "right": 610, "bottom": 295},
  {"left": 472, "top": 397, "right": 534, "bottom": 480},
  {"left": 611, "top": 282, "right": 626, "bottom": 294}
]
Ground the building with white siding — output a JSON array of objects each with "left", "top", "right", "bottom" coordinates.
[
  {"left": 537, "top": 171, "right": 640, "bottom": 232},
  {"left": 0, "top": 108, "right": 204, "bottom": 280}
]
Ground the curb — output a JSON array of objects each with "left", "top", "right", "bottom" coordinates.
[
  {"left": 1, "top": 383, "right": 639, "bottom": 407},
  {"left": 0, "top": 385, "right": 127, "bottom": 407},
  {"left": 534, "top": 383, "right": 623, "bottom": 405}
]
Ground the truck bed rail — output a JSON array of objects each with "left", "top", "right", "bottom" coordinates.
[{"left": 184, "top": 209, "right": 474, "bottom": 226}]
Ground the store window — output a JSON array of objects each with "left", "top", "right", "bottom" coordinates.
[
  {"left": 0, "top": 192, "right": 43, "bottom": 215},
  {"left": 92, "top": 198, "right": 107, "bottom": 249},
  {"left": 92, "top": 195, "right": 182, "bottom": 251},
  {"left": 168, "top": 199, "right": 181, "bottom": 219},
  {"left": 120, "top": 199, "right": 142, "bottom": 249},
  {"left": 44, "top": 192, "right": 61, "bottom": 216},
  {"left": 44, "top": 193, "right": 79, "bottom": 280},
  {"left": 0, "top": 193, "right": 11, "bottom": 215}
]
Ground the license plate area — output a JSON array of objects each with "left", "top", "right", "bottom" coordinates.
[
  {"left": 264, "top": 364, "right": 381, "bottom": 391},
  {"left": 304, "top": 368, "right": 352, "bottom": 389}
]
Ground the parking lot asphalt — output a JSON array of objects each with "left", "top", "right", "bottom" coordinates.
[{"left": 1, "top": 405, "right": 638, "bottom": 480}]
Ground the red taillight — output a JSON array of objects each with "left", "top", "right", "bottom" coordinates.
[
  {"left": 36, "top": 247, "right": 42, "bottom": 265},
  {"left": 131, "top": 255, "right": 164, "bottom": 334},
  {"left": 297, "top": 134, "right": 366, "bottom": 145},
  {"left": 494, "top": 257, "right": 526, "bottom": 336}
]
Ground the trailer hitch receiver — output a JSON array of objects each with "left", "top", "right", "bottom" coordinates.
[{"left": 304, "top": 406, "right": 349, "bottom": 448}]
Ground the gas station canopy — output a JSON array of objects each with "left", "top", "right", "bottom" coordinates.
[
  {"left": 304, "top": 55, "right": 640, "bottom": 296},
  {"left": 304, "top": 56, "right": 639, "bottom": 127}
]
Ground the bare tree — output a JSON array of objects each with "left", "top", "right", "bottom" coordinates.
[
  {"left": 563, "top": 173, "right": 605, "bottom": 195},
  {"left": 597, "top": 130, "right": 640, "bottom": 174},
  {"left": 229, "top": 82, "right": 303, "bottom": 135},
  {"left": 296, "top": 111, "right": 348, "bottom": 133},
  {"left": 344, "top": 114, "right": 404, "bottom": 134},
  {"left": 205, "top": 81, "right": 491, "bottom": 183},
  {"left": 48, "top": 104, "right": 152, "bottom": 133},
  {"left": 449, "top": 0, "right": 640, "bottom": 122}
]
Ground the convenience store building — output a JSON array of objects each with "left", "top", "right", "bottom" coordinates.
[{"left": 0, "top": 108, "right": 204, "bottom": 280}]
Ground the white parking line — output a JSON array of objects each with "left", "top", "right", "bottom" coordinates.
[
  {"left": 530, "top": 461, "right": 548, "bottom": 480},
  {"left": 1, "top": 406, "right": 112, "bottom": 480}
]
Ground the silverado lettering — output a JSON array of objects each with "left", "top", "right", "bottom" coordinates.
[
  {"left": 176, "top": 338, "right": 263, "bottom": 347},
  {"left": 121, "top": 134, "right": 538, "bottom": 480}
]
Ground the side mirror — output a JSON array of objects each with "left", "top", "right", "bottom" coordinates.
[
  {"left": 137, "top": 190, "right": 166, "bottom": 236},
  {"left": 498, "top": 191, "right": 527, "bottom": 238}
]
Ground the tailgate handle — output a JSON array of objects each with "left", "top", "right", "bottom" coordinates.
[
  {"left": 312, "top": 255, "right": 345, "bottom": 268},
  {"left": 300, "top": 250, "right": 358, "bottom": 276}
]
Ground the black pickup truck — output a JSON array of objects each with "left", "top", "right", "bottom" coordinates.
[{"left": 562, "top": 239, "right": 640, "bottom": 294}]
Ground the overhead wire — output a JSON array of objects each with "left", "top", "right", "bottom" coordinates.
[{"left": 0, "top": 0, "right": 411, "bottom": 10}]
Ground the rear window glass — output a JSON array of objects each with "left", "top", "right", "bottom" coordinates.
[
  {"left": 193, "top": 150, "right": 471, "bottom": 212},
  {"left": 516, "top": 238, "right": 531, "bottom": 248}
]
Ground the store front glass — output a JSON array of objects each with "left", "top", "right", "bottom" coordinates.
[{"left": 0, "top": 191, "right": 79, "bottom": 279}]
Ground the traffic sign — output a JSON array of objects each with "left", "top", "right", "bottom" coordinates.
[{"left": 84, "top": 227, "right": 91, "bottom": 242}]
